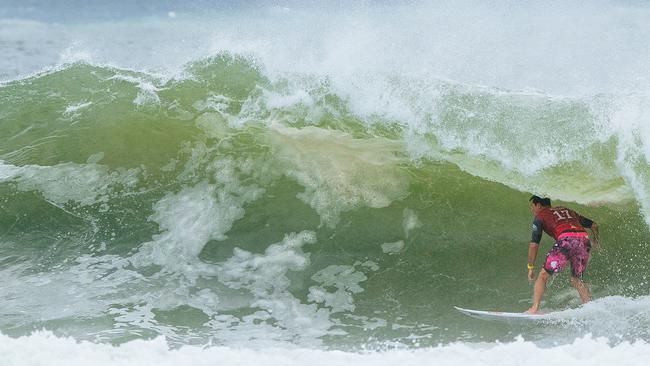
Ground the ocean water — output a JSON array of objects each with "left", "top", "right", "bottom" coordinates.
[{"left": 1, "top": 1, "right": 650, "bottom": 364}]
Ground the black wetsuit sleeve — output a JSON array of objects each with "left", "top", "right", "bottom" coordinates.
[
  {"left": 579, "top": 216, "right": 594, "bottom": 229},
  {"left": 531, "top": 218, "right": 543, "bottom": 244}
]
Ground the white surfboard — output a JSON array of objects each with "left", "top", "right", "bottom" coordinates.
[{"left": 454, "top": 306, "right": 561, "bottom": 322}]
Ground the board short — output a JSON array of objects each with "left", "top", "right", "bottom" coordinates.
[{"left": 543, "top": 233, "right": 591, "bottom": 278}]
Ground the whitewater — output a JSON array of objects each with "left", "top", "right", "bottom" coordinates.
[{"left": 1, "top": 1, "right": 650, "bottom": 364}]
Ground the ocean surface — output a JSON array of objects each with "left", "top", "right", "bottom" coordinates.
[{"left": 1, "top": 1, "right": 650, "bottom": 364}]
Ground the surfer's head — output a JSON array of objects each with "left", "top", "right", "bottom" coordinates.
[{"left": 529, "top": 195, "right": 551, "bottom": 214}]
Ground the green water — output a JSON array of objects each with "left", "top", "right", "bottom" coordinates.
[{"left": 1, "top": 56, "right": 649, "bottom": 348}]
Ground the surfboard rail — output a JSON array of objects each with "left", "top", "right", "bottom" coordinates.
[{"left": 454, "top": 306, "right": 558, "bottom": 322}]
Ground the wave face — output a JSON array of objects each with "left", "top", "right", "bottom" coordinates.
[{"left": 1, "top": 0, "right": 650, "bottom": 354}]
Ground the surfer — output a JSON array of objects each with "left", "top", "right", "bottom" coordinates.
[{"left": 525, "top": 196, "right": 600, "bottom": 314}]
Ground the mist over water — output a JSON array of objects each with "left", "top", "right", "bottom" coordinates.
[{"left": 1, "top": 1, "right": 650, "bottom": 364}]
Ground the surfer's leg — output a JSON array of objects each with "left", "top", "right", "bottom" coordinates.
[
  {"left": 527, "top": 270, "right": 550, "bottom": 314},
  {"left": 568, "top": 238, "right": 592, "bottom": 304},
  {"left": 544, "top": 241, "right": 569, "bottom": 274},
  {"left": 570, "top": 277, "right": 592, "bottom": 303},
  {"left": 568, "top": 237, "right": 591, "bottom": 279},
  {"left": 528, "top": 243, "right": 569, "bottom": 313}
]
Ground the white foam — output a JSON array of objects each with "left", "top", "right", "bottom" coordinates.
[
  {"left": 610, "top": 95, "right": 650, "bottom": 225},
  {"left": 308, "top": 264, "right": 369, "bottom": 313},
  {"left": 381, "top": 241, "right": 405, "bottom": 254},
  {"left": 0, "top": 161, "right": 20, "bottom": 180},
  {"left": 108, "top": 74, "right": 162, "bottom": 107},
  {"left": 1, "top": 331, "right": 650, "bottom": 366},
  {"left": 1, "top": 231, "right": 335, "bottom": 345},
  {"left": 552, "top": 296, "right": 650, "bottom": 339},
  {"left": 402, "top": 209, "right": 422, "bottom": 238},
  {"left": 192, "top": 94, "right": 234, "bottom": 114},
  {"left": 213, "top": 231, "right": 336, "bottom": 346},
  {"left": 130, "top": 150, "right": 266, "bottom": 273},
  {"left": 217, "top": 231, "right": 316, "bottom": 297},
  {"left": 130, "top": 172, "right": 263, "bottom": 273},
  {"left": 130, "top": 181, "right": 232, "bottom": 269},
  {"left": 0, "top": 161, "right": 139, "bottom": 206},
  {"left": 63, "top": 101, "right": 93, "bottom": 117}
]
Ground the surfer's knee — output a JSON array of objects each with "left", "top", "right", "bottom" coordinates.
[
  {"left": 570, "top": 276, "right": 592, "bottom": 299},
  {"left": 570, "top": 276, "right": 585, "bottom": 286},
  {"left": 538, "top": 270, "right": 550, "bottom": 281}
]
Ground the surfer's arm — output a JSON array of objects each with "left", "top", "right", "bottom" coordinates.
[
  {"left": 527, "top": 242, "right": 539, "bottom": 282},
  {"left": 529, "top": 218, "right": 543, "bottom": 267},
  {"left": 528, "top": 218, "right": 543, "bottom": 281},
  {"left": 590, "top": 222, "right": 600, "bottom": 249},
  {"left": 527, "top": 242, "right": 539, "bottom": 265}
]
